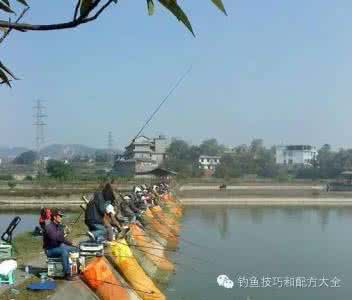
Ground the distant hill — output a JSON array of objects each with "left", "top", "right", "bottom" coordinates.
[
  {"left": 0, "top": 144, "right": 122, "bottom": 161},
  {"left": 41, "top": 144, "right": 98, "bottom": 160},
  {"left": 0, "top": 147, "right": 30, "bottom": 159}
]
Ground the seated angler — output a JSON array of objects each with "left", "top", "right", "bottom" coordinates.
[
  {"left": 103, "top": 204, "right": 130, "bottom": 241},
  {"left": 85, "top": 182, "right": 115, "bottom": 242},
  {"left": 119, "top": 195, "right": 138, "bottom": 223},
  {"left": 43, "top": 209, "right": 78, "bottom": 281}
]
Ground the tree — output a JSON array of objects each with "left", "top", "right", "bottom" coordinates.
[
  {"left": 215, "top": 140, "right": 279, "bottom": 179},
  {"left": 46, "top": 160, "right": 74, "bottom": 180},
  {"left": 317, "top": 144, "right": 338, "bottom": 178},
  {"left": 214, "top": 153, "right": 240, "bottom": 178},
  {"left": 13, "top": 150, "right": 37, "bottom": 165},
  {"left": 8, "top": 181, "right": 16, "bottom": 190},
  {"left": 164, "top": 138, "right": 201, "bottom": 177},
  {"left": 199, "top": 138, "right": 226, "bottom": 156},
  {"left": 166, "top": 139, "right": 192, "bottom": 161},
  {"left": 0, "top": 0, "right": 227, "bottom": 87},
  {"left": 95, "top": 150, "right": 110, "bottom": 163}
]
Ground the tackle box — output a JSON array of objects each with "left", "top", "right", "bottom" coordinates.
[
  {"left": 79, "top": 241, "right": 104, "bottom": 257},
  {"left": 47, "top": 257, "right": 65, "bottom": 278}
]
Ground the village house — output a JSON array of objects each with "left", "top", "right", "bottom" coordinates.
[
  {"left": 275, "top": 145, "right": 317, "bottom": 166},
  {"left": 198, "top": 155, "right": 221, "bottom": 176}
]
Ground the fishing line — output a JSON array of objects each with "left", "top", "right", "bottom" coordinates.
[
  {"left": 131, "top": 65, "right": 193, "bottom": 143},
  {"left": 110, "top": 240, "right": 204, "bottom": 273},
  {"left": 82, "top": 276, "right": 158, "bottom": 296}
]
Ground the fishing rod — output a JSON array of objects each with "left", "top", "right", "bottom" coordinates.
[{"left": 127, "top": 65, "right": 193, "bottom": 150}]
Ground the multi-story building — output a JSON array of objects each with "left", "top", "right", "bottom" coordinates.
[
  {"left": 275, "top": 145, "right": 317, "bottom": 166},
  {"left": 113, "top": 135, "right": 170, "bottom": 176}
]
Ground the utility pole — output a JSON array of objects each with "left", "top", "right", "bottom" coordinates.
[
  {"left": 107, "top": 131, "right": 115, "bottom": 165},
  {"left": 33, "top": 100, "right": 47, "bottom": 176}
]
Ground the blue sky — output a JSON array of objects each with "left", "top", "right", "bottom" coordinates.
[{"left": 1, "top": 0, "right": 352, "bottom": 150}]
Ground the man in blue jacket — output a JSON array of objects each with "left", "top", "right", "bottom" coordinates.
[{"left": 43, "top": 209, "right": 78, "bottom": 281}]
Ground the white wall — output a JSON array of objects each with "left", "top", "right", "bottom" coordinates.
[{"left": 276, "top": 146, "right": 317, "bottom": 165}]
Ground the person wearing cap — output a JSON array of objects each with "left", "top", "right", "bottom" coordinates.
[
  {"left": 103, "top": 204, "right": 122, "bottom": 241},
  {"left": 43, "top": 209, "right": 77, "bottom": 281}
]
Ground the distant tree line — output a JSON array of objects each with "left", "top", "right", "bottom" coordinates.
[
  {"left": 214, "top": 139, "right": 279, "bottom": 179},
  {"left": 295, "top": 144, "right": 352, "bottom": 180},
  {"left": 164, "top": 139, "right": 352, "bottom": 180},
  {"left": 163, "top": 138, "right": 226, "bottom": 177}
]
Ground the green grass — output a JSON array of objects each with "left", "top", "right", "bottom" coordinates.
[
  {"left": 11, "top": 214, "right": 87, "bottom": 266},
  {"left": 12, "top": 232, "right": 43, "bottom": 265}
]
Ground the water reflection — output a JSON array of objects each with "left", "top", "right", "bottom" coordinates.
[
  {"left": 218, "top": 209, "right": 229, "bottom": 239},
  {"left": 282, "top": 207, "right": 305, "bottom": 220},
  {"left": 198, "top": 207, "right": 231, "bottom": 239},
  {"left": 249, "top": 208, "right": 264, "bottom": 225},
  {"left": 318, "top": 208, "right": 330, "bottom": 232},
  {"left": 173, "top": 206, "right": 352, "bottom": 300}
]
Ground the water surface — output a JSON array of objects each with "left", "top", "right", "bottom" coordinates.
[
  {"left": 1, "top": 207, "right": 351, "bottom": 300},
  {"left": 166, "top": 206, "right": 352, "bottom": 300}
]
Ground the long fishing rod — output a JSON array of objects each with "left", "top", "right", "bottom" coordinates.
[{"left": 129, "top": 65, "right": 193, "bottom": 146}]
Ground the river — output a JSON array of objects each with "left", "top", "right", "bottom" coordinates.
[
  {"left": 166, "top": 206, "right": 352, "bottom": 300},
  {"left": 1, "top": 207, "right": 351, "bottom": 299},
  {"left": 0, "top": 211, "right": 41, "bottom": 236}
]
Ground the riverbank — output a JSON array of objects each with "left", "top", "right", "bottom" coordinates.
[
  {"left": 0, "top": 214, "right": 95, "bottom": 300},
  {"left": 180, "top": 197, "right": 352, "bottom": 206},
  {"left": 2, "top": 184, "right": 352, "bottom": 208}
]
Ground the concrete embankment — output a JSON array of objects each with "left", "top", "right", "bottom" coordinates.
[
  {"left": 178, "top": 184, "right": 352, "bottom": 206},
  {"left": 0, "top": 195, "right": 83, "bottom": 210},
  {"left": 1, "top": 184, "right": 352, "bottom": 209},
  {"left": 179, "top": 185, "right": 325, "bottom": 191},
  {"left": 180, "top": 197, "right": 352, "bottom": 206}
]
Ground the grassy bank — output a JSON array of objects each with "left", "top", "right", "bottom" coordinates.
[
  {"left": 0, "top": 214, "right": 88, "bottom": 299},
  {"left": 12, "top": 232, "right": 43, "bottom": 265},
  {"left": 12, "top": 213, "right": 86, "bottom": 265}
]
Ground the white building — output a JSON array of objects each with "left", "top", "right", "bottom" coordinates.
[
  {"left": 276, "top": 145, "right": 317, "bottom": 166},
  {"left": 199, "top": 155, "right": 221, "bottom": 172}
]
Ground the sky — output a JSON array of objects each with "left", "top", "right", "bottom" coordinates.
[{"left": 1, "top": 0, "right": 352, "bottom": 150}]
